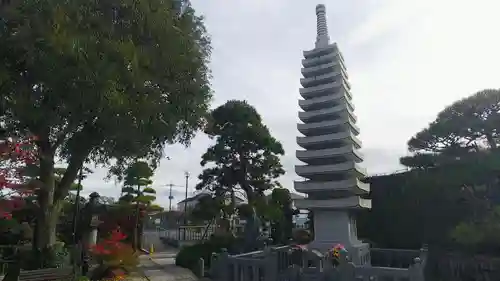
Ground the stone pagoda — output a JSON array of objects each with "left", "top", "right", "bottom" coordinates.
[{"left": 294, "top": 4, "right": 371, "bottom": 265}]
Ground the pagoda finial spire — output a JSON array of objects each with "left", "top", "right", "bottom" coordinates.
[{"left": 315, "top": 4, "right": 330, "bottom": 48}]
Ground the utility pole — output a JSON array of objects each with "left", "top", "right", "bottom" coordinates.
[
  {"left": 183, "top": 171, "right": 189, "bottom": 240},
  {"left": 163, "top": 183, "right": 182, "bottom": 211},
  {"left": 183, "top": 172, "right": 190, "bottom": 215},
  {"left": 168, "top": 183, "right": 174, "bottom": 211}
]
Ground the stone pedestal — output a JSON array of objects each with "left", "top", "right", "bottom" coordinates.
[
  {"left": 86, "top": 215, "right": 101, "bottom": 247},
  {"left": 308, "top": 209, "right": 370, "bottom": 265},
  {"left": 89, "top": 228, "right": 98, "bottom": 247}
]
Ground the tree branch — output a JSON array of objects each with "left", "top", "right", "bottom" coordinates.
[
  {"left": 52, "top": 124, "right": 75, "bottom": 150},
  {"left": 54, "top": 124, "right": 102, "bottom": 202},
  {"left": 54, "top": 147, "right": 90, "bottom": 203}
]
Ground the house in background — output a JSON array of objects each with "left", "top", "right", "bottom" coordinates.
[
  {"left": 178, "top": 190, "right": 306, "bottom": 212},
  {"left": 176, "top": 192, "right": 246, "bottom": 213},
  {"left": 150, "top": 192, "right": 307, "bottom": 228},
  {"left": 169, "top": 190, "right": 308, "bottom": 227},
  {"left": 147, "top": 210, "right": 184, "bottom": 229}
]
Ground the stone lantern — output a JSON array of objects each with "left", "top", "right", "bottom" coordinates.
[
  {"left": 78, "top": 192, "right": 102, "bottom": 276},
  {"left": 85, "top": 192, "right": 102, "bottom": 247}
]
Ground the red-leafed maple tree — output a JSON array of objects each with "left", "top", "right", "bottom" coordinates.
[
  {"left": 98, "top": 205, "right": 148, "bottom": 243},
  {"left": 90, "top": 228, "right": 138, "bottom": 278},
  {"left": 0, "top": 136, "right": 38, "bottom": 220}
]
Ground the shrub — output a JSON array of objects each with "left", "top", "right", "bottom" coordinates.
[
  {"left": 175, "top": 243, "right": 210, "bottom": 275},
  {"left": 208, "top": 232, "right": 239, "bottom": 251},
  {"left": 175, "top": 233, "right": 239, "bottom": 274}
]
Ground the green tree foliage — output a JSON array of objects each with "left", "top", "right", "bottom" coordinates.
[
  {"left": 190, "top": 195, "right": 224, "bottom": 224},
  {"left": 0, "top": 0, "right": 211, "bottom": 249},
  {"left": 450, "top": 206, "right": 500, "bottom": 254},
  {"left": 196, "top": 100, "right": 285, "bottom": 204},
  {"left": 266, "top": 188, "right": 297, "bottom": 245},
  {"left": 366, "top": 89, "right": 500, "bottom": 252},
  {"left": 119, "top": 161, "right": 156, "bottom": 205},
  {"left": 401, "top": 89, "right": 500, "bottom": 168},
  {"left": 118, "top": 161, "right": 157, "bottom": 249}
]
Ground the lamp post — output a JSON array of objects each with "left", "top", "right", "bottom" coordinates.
[
  {"left": 70, "top": 165, "right": 84, "bottom": 273},
  {"left": 72, "top": 165, "right": 84, "bottom": 244},
  {"left": 183, "top": 171, "right": 189, "bottom": 240}
]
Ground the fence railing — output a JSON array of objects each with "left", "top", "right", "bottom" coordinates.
[
  {"left": 210, "top": 246, "right": 426, "bottom": 281},
  {"left": 158, "top": 225, "right": 245, "bottom": 242},
  {"left": 371, "top": 247, "right": 426, "bottom": 268}
]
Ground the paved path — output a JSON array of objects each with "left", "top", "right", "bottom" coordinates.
[
  {"left": 138, "top": 231, "right": 198, "bottom": 281},
  {"left": 139, "top": 251, "right": 198, "bottom": 281},
  {"left": 142, "top": 230, "right": 169, "bottom": 252}
]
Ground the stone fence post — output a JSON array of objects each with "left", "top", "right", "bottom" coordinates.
[
  {"left": 337, "top": 262, "right": 355, "bottom": 281},
  {"left": 264, "top": 249, "right": 278, "bottom": 281},
  {"left": 409, "top": 257, "right": 424, "bottom": 281},
  {"left": 196, "top": 258, "right": 205, "bottom": 278},
  {"left": 419, "top": 244, "right": 428, "bottom": 267},
  {"left": 211, "top": 249, "right": 229, "bottom": 281}
]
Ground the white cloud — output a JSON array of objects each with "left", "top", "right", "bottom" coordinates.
[{"left": 83, "top": 0, "right": 500, "bottom": 208}]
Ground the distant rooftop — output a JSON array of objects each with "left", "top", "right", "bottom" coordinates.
[
  {"left": 177, "top": 192, "right": 246, "bottom": 204},
  {"left": 265, "top": 192, "right": 306, "bottom": 200}
]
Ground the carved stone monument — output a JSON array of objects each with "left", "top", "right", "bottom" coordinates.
[{"left": 294, "top": 4, "right": 371, "bottom": 265}]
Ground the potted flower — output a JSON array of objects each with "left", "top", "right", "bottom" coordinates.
[{"left": 326, "top": 244, "right": 348, "bottom": 267}]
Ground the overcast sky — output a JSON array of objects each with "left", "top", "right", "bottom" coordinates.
[{"left": 82, "top": 0, "right": 500, "bottom": 208}]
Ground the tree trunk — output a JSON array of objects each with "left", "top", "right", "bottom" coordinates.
[
  {"left": 486, "top": 134, "right": 497, "bottom": 149},
  {"left": 238, "top": 152, "right": 255, "bottom": 205},
  {"left": 35, "top": 206, "right": 61, "bottom": 249},
  {"left": 36, "top": 151, "right": 58, "bottom": 249}
]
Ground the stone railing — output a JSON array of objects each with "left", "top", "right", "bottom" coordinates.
[
  {"left": 371, "top": 247, "right": 428, "bottom": 268},
  {"left": 158, "top": 225, "right": 246, "bottom": 242},
  {"left": 210, "top": 246, "right": 426, "bottom": 281}
]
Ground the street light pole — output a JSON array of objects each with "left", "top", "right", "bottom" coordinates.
[
  {"left": 72, "top": 165, "right": 84, "bottom": 245},
  {"left": 183, "top": 171, "right": 189, "bottom": 240}
]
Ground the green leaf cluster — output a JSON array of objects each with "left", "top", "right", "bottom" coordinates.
[
  {"left": 196, "top": 100, "right": 285, "bottom": 203},
  {"left": 0, "top": 0, "right": 211, "bottom": 248},
  {"left": 119, "top": 161, "right": 156, "bottom": 205},
  {"left": 0, "top": 0, "right": 211, "bottom": 207},
  {"left": 402, "top": 89, "right": 500, "bottom": 168}
]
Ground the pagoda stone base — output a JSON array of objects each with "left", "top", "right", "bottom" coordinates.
[{"left": 309, "top": 209, "right": 371, "bottom": 265}]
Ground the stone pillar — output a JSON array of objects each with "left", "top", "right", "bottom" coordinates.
[{"left": 88, "top": 215, "right": 100, "bottom": 247}]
